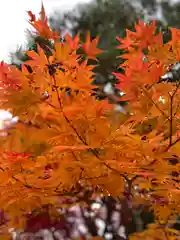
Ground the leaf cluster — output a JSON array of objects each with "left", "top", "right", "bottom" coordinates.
[{"left": 0, "top": 3, "right": 179, "bottom": 239}]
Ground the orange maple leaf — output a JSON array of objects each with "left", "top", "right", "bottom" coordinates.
[
  {"left": 82, "top": 32, "right": 103, "bottom": 60},
  {"left": 116, "top": 29, "right": 135, "bottom": 50},
  {"left": 26, "top": 44, "right": 48, "bottom": 67},
  {"left": 116, "top": 20, "right": 162, "bottom": 51},
  {"left": 65, "top": 33, "right": 80, "bottom": 51},
  {"left": 169, "top": 27, "right": 180, "bottom": 44},
  {"left": 28, "top": 3, "right": 59, "bottom": 40}
]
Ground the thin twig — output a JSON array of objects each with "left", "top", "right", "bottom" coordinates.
[
  {"left": 168, "top": 92, "right": 173, "bottom": 147},
  {"left": 49, "top": 61, "right": 140, "bottom": 198},
  {"left": 165, "top": 81, "right": 180, "bottom": 151},
  {"left": 142, "top": 86, "right": 169, "bottom": 119}
]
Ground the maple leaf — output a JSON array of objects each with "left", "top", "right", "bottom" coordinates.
[
  {"left": 53, "top": 41, "right": 79, "bottom": 68},
  {"left": 116, "top": 29, "right": 135, "bottom": 51},
  {"left": 75, "top": 60, "right": 96, "bottom": 89},
  {"left": 28, "top": 3, "right": 59, "bottom": 40},
  {"left": 26, "top": 44, "right": 49, "bottom": 68},
  {"left": 169, "top": 27, "right": 180, "bottom": 45},
  {"left": 117, "top": 20, "right": 163, "bottom": 51},
  {"left": 27, "top": 11, "right": 36, "bottom": 22},
  {"left": 0, "top": 61, "right": 21, "bottom": 90},
  {"left": 65, "top": 32, "right": 80, "bottom": 51},
  {"left": 82, "top": 32, "right": 103, "bottom": 60}
]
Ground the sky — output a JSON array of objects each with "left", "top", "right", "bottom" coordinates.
[{"left": 0, "top": 0, "right": 90, "bottom": 62}]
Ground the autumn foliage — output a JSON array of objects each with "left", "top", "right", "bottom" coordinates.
[{"left": 0, "top": 3, "right": 179, "bottom": 239}]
